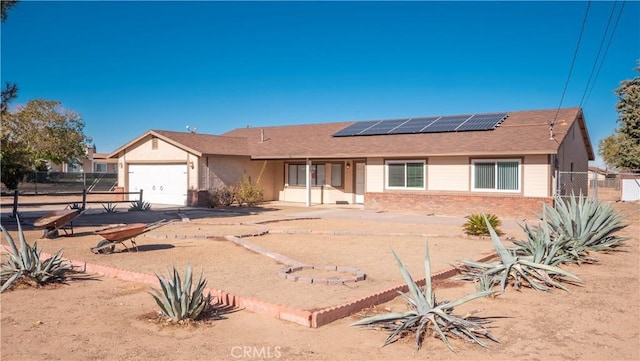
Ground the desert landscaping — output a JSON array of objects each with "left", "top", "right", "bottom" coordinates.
[{"left": 1, "top": 199, "right": 638, "bottom": 361}]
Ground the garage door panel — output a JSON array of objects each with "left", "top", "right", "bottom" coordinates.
[{"left": 128, "top": 164, "right": 187, "bottom": 205}]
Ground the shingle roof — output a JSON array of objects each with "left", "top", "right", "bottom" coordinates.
[
  {"left": 221, "top": 107, "right": 594, "bottom": 160},
  {"left": 110, "top": 107, "right": 594, "bottom": 161},
  {"left": 108, "top": 129, "right": 250, "bottom": 158}
]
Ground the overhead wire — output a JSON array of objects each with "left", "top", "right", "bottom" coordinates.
[
  {"left": 552, "top": 0, "right": 591, "bottom": 126},
  {"left": 582, "top": 1, "right": 627, "bottom": 106},
  {"left": 579, "top": 1, "right": 619, "bottom": 107}
]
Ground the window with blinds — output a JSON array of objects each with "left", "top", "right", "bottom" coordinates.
[{"left": 472, "top": 159, "right": 520, "bottom": 192}]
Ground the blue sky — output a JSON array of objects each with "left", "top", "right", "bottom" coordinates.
[{"left": 2, "top": 1, "right": 638, "bottom": 166}]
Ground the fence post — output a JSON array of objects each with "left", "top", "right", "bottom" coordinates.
[
  {"left": 592, "top": 170, "right": 598, "bottom": 200},
  {"left": 12, "top": 190, "right": 18, "bottom": 217},
  {"left": 139, "top": 189, "right": 144, "bottom": 203}
]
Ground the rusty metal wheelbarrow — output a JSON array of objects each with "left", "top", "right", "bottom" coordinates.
[
  {"left": 91, "top": 219, "right": 170, "bottom": 254},
  {"left": 33, "top": 209, "right": 85, "bottom": 239}
]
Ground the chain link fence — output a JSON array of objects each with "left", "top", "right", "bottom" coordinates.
[
  {"left": 0, "top": 171, "right": 118, "bottom": 194},
  {"left": 558, "top": 170, "right": 640, "bottom": 202}
]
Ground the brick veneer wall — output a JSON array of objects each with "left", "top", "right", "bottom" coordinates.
[{"left": 365, "top": 192, "right": 552, "bottom": 221}]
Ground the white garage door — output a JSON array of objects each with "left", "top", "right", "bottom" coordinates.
[{"left": 128, "top": 164, "right": 188, "bottom": 206}]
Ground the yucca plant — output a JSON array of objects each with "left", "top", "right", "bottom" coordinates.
[
  {"left": 463, "top": 213, "right": 502, "bottom": 237},
  {"left": 150, "top": 265, "right": 212, "bottom": 322},
  {"left": 540, "top": 193, "right": 628, "bottom": 262},
  {"left": 102, "top": 202, "right": 118, "bottom": 213},
  {"left": 352, "top": 241, "right": 497, "bottom": 351},
  {"left": 457, "top": 215, "right": 581, "bottom": 292},
  {"left": 1, "top": 216, "right": 80, "bottom": 292},
  {"left": 129, "top": 199, "right": 151, "bottom": 211}
]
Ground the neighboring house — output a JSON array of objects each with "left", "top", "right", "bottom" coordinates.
[
  {"left": 49, "top": 145, "right": 118, "bottom": 174},
  {"left": 109, "top": 107, "right": 594, "bottom": 219}
]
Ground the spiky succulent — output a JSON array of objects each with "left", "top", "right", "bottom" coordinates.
[
  {"left": 129, "top": 199, "right": 151, "bottom": 211},
  {"left": 1, "top": 216, "right": 80, "bottom": 292},
  {"left": 150, "top": 265, "right": 212, "bottom": 322},
  {"left": 463, "top": 213, "right": 502, "bottom": 237},
  {"left": 511, "top": 212, "right": 572, "bottom": 267},
  {"left": 458, "top": 215, "right": 581, "bottom": 292},
  {"left": 540, "top": 193, "right": 628, "bottom": 262},
  {"left": 352, "top": 241, "right": 497, "bottom": 351}
]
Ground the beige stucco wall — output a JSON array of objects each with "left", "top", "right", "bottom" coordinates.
[
  {"left": 523, "top": 154, "right": 550, "bottom": 197},
  {"left": 555, "top": 121, "right": 591, "bottom": 195},
  {"left": 202, "top": 156, "right": 278, "bottom": 201},
  {"left": 427, "top": 156, "right": 469, "bottom": 191},
  {"left": 366, "top": 158, "right": 384, "bottom": 192}
]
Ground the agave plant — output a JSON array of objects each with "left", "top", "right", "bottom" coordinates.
[
  {"left": 150, "top": 265, "right": 212, "bottom": 322},
  {"left": 1, "top": 216, "right": 80, "bottom": 292},
  {"left": 352, "top": 241, "right": 497, "bottom": 351},
  {"left": 463, "top": 213, "right": 503, "bottom": 236},
  {"left": 511, "top": 211, "right": 572, "bottom": 267},
  {"left": 129, "top": 199, "right": 151, "bottom": 211},
  {"left": 102, "top": 202, "right": 118, "bottom": 213},
  {"left": 457, "top": 215, "right": 581, "bottom": 292},
  {"left": 540, "top": 193, "right": 628, "bottom": 262}
]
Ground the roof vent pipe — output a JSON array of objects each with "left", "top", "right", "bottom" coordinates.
[{"left": 260, "top": 129, "right": 265, "bottom": 143}]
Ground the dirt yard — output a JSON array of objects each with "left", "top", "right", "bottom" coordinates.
[{"left": 1, "top": 201, "right": 638, "bottom": 361}]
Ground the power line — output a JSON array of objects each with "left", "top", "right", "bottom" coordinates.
[
  {"left": 582, "top": 1, "right": 627, "bottom": 106},
  {"left": 579, "top": 1, "right": 619, "bottom": 107},
  {"left": 552, "top": 1, "right": 591, "bottom": 126}
]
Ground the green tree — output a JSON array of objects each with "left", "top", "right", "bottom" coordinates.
[
  {"left": 1, "top": 0, "right": 18, "bottom": 23},
  {"left": 598, "top": 64, "right": 640, "bottom": 170},
  {"left": 1, "top": 99, "right": 89, "bottom": 189}
]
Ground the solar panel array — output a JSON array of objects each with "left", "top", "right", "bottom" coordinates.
[{"left": 333, "top": 112, "right": 509, "bottom": 137}]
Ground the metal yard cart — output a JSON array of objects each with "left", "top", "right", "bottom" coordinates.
[
  {"left": 33, "top": 209, "right": 85, "bottom": 239},
  {"left": 91, "top": 219, "right": 170, "bottom": 254}
]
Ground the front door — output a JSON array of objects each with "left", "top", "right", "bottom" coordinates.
[{"left": 355, "top": 162, "right": 365, "bottom": 204}]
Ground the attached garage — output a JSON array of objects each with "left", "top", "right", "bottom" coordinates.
[{"left": 128, "top": 164, "right": 188, "bottom": 206}]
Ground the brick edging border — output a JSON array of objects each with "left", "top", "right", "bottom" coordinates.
[{"left": 2, "top": 245, "right": 497, "bottom": 329}]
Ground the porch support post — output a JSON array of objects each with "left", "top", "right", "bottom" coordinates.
[{"left": 305, "top": 158, "right": 311, "bottom": 207}]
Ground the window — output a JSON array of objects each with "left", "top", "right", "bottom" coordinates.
[
  {"left": 385, "top": 161, "right": 425, "bottom": 189},
  {"left": 288, "top": 164, "right": 326, "bottom": 186},
  {"left": 95, "top": 163, "right": 107, "bottom": 173},
  {"left": 330, "top": 163, "right": 343, "bottom": 187},
  {"left": 472, "top": 159, "right": 520, "bottom": 192}
]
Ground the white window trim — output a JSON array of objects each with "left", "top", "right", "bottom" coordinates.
[
  {"left": 471, "top": 158, "right": 521, "bottom": 193},
  {"left": 385, "top": 160, "right": 426, "bottom": 190}
]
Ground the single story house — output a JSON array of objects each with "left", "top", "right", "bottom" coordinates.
[{"left": 108, "top": 107, "right": 594, "bottom": 219}]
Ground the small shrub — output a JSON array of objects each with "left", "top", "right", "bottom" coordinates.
[
  {"left": 210, "top": 187, "right": 235, "bottom": 207},
  {"left": 150, "top": 265, "right": 212, "bottom": 323},
  {"left": 102, "top": 202, "right": 118, "bottom": 213},
  {"left": 1, "top": 216, "right": 82, "bottom": 292},
  {"left": 463, "top": 213, "right": 502, "bottom": 236},
  {"left": 234, "top": 174, "right": 263, "bottom": 207},
  {"left": 352, "top": 241, "right": 497, "bottom": 351},
  {"left": 129, "top": 199, "right": 151, "bottom": 212}
]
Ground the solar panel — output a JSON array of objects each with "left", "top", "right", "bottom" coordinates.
[
  {"left": 423, "top": 115, "right": 472, "bottom": 133},
  {"left": 332, "top": 112, "right": 509, "bottom": 137},
  {"left": 359, "top": 118, "right": 409, "bottom": 135},
  {"left": 332, "top": 120, "right": 381, "bottom": 137},
  {"left": 456, "top": 113, "right": 508, "bottom": 131},
  {"left": 387, "top": 117, "right": 439, "bottom": 134}
]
